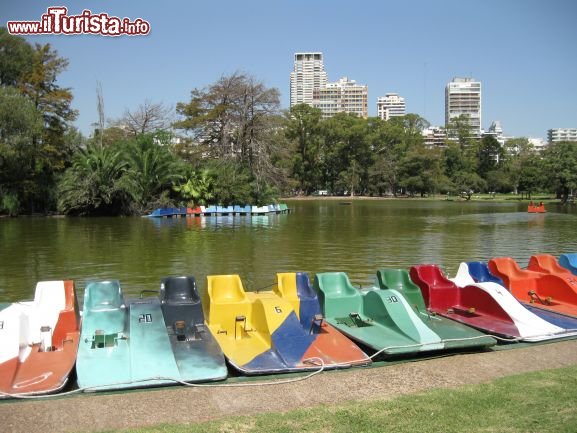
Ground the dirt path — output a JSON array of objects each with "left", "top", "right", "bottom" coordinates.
[{"left": 2, "top": 340, "right": 577, "bottom": 433}]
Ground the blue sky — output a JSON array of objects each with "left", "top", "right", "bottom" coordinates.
[{"left": 3, "top": 0, "right": 577, "bottom": 139}]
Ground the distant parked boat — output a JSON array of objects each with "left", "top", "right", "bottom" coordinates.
[{"left": 146, "top": 203, "right": 290, "bottom": 218}]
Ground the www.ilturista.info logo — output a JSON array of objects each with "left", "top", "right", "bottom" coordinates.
[{"left": 7, "top": 7, "right": 151, "bottom": 36}]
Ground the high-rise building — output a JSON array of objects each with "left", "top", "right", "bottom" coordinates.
[
  {"left": 376, "top": 93, "right": 406, "bottom": 121},
  {"left": 548, "top": 128, "right": 577, "bottom": 143},
  {"left": 422, "top": 126, "right": 447, "bottom": 148},
  {"left": 445, "top": 77, "right": 482, "bottom": 136},
  {"left": 290, "top": 52, "right": 328, "bottom": 107},
  {"left": 312, "top": 77, "right": 368, "bottom": 118}
]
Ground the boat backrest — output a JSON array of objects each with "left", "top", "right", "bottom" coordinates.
[
  {"left": 559, "top": 253, "right": 577, "bottom": 276},
  {"left": 0, "top": 307, "right": 24, "bottom": 363},
  {"left": 411, "top": 265, "right": 452, "bottom": 288},
  {"left": 160, "top": 276, "right": 199, "bottom": 304},
  {"left": 82, "top": 280, "right": 126, "bottom": 335},
  {"left": 84, "top": 280, "right": 124, "bottom": 312},
  {"left": 451, "top": 263, "right": 476, "bottom": 287},
  {"left": 314, "top": 272, "right": 362, "bottom": 318},
  {"left": 160, "top": 276, "right": 203, "bottom": 327},
  {"left": 34, "top": 281, "right": 66, "bottom": 313},
  {"left": 206, "top": 275, "right": 250, "bottom": 327},
  {"left": 26, "top": 281, "right": 67, "bottom": 344},
  {"left": 377, "top": 269, "right": 426, "bottom": 310},
  {"left": 466, "top": 262, "right": 503, "bottom": 284},
  {"left": 488, "top": 257, "right": 540, "bottom": 287},
  {"left": 528, "top": 254, "right": 570, "bottom": 276}
]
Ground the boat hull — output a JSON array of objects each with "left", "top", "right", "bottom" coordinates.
[
  {"left": 0, "top": 281, "right": 79, "bottom": 398},
  {"left": 206, "top": 273, "right": 370, "bottom": 375}
]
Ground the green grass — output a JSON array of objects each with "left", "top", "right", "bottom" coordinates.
[{"left": 107, "top": 365, "right": 577, "bottom": 433}]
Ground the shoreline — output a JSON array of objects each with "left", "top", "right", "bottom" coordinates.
[{"left": 2, "top": 340, "right": 576, "bottom": 433}]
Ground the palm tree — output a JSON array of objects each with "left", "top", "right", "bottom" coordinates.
[
  {"left": 123, "top": 134, "right": 181, "bottom": 211},
  {"left": 57, "top": 144, "right": 134, "bottom": 215},
  {"left": 173, "top": 168, "right": 215, "bottom": 206}
]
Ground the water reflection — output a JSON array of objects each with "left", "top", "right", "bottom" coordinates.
[{"left": 1, "top": 201, "right": 577, "bottom": 302}]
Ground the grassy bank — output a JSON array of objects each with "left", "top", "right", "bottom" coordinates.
[
  {"left": 112, "top": 365, "right": 577, "bottom": 433},
  {"left": 283, "top": 193, "right": 565, "bottom": 203}
]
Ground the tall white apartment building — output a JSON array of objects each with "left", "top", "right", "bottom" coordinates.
[
  {"left": 290, "top": 52, "right": 328, "bottom": 107},
  {"left": 312, "top": 77, "right": 368, "bottom": 118},
  {"left": 445, "top": 77, "right": 482, "bottom": 136},
  {"left": 377, "top": 93, "right": 406, "bottom": 121},
  {"left": 548, "top": 128, "right": 577, "bottom": 143}
]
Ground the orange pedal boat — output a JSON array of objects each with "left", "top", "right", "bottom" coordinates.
[
  {"left": 488, "top": 257, "right": 577, "bottom": 318},
  {"left": 0, "top": 281, "right": 80, "bottom": 398}
]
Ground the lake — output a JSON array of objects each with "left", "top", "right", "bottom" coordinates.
[{"left": 1, "top": 199, "right": 576, "bottom": 302}]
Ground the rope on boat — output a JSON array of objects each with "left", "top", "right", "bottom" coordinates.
[{"left": 1, "top": 332, "right": 574, "bottom": 400}]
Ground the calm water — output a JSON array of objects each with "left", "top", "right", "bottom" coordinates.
[{"left": 1, "top": 199, "right": 577, "bottom": 302}]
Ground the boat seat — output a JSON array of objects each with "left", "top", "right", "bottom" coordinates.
[
  {"left": 160, "top": 276, "right": 199, "bottom": 304},
  {"left": 207, "top": 275, "right": 250, "bottom": 330},
  {"left": 377, "top": 269, "right": 427, "bottom": 311},
  {"left": 314, "top": 272, "right": 363, "bottom": 319},
  {"left": 160, "top": 276, "right": 203, "bottom": 329},
  {"left": 466, "top": 262, "right": 503, "bottom": 284},
  {"left": 83, "top": 280, "right": 126, "bottom": 335},
  {"left": 528, "top": 254, "right": 571, "bottom": 276},
  {"left": 208, "top": 275, "right": 248, "bottom": 303},
  {"left": 19, "top": 281, "right": 67, "bottom": 345},
  {"left": 559, "top": 253, "right": 577, "bottom": 276}
]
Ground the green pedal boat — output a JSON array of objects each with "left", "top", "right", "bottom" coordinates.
[
  {"left": 76, "top": 277, "right": 227, "bottom": 392},
  {"left": 377, "top": 269, "right": 496, "bottom": 350},
  {"left": 315, "top": 271, "right": 495, "bottom": 357}
]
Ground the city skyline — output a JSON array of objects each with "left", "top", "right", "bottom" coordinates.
[{"left": 3, "top": 0, "right": 576, "bottom": 139}]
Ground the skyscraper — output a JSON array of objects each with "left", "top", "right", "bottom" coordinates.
[
  {"left": 376, "top": 93, "right": 406, "bottom": 121},
  {"left": 445, "top": 77, "right": 482, "bottom": 136},
  {"left": 290, "top": 53, "right": 328, "bottom": 107}
]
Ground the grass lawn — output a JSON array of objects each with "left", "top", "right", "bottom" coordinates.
[{"left": 109, "top": 365, "right": 577, "bottom": 433}]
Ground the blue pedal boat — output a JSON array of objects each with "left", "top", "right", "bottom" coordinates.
[{"left": 76, "top": 278, "right": 226, "bottom": 392}]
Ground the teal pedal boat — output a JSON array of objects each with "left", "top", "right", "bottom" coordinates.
[
  {"left": 377, "top": 269, "right": 496, "bottom": 350},
  {"left": 76, "top": 277, "right": 227, "bottom": 392},
  {"left": 315, "top": 272, "right": 445, "bottom": 356}
]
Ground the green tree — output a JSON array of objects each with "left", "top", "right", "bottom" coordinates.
[
  {"left": 208, "top": 160, "right": 253, "bottom": 205},
  {"left": 502, "top": 137, "right": 539, "bottom": 194},
  {"left": 173, "top": 167, "right": 215, "bottom": 206},
  {"left": 398, "top": 147, "right": 447, "bottom": 197},
  {"left": 477, "top": 135, "right": 504, "bottom": 175},
  {"left": 541, "top": 141, "right": 577, "bottom": 203},
  {"left": 174, "top": 72, "right": 282, "bottom": 200},
  {"left": 123, "top": 133, "right": 181, "bottom": 212},
  {"left": 0, "top": 28, "right": 34, "bottom": 86},
  {"left": 0, "top": 87, "right": 43, "bottom": 215},
  {"left": 367, "top": 115, "right": 428, "bottom": 196},
  {"left": 57, "top": 144, "right": 134, "bottom": 216},
  {"left": 284, "top": 104, "right": 323, "bottom": 194},
  {"left": 321, "top": 113, "right": 372, "bottom": 195}
]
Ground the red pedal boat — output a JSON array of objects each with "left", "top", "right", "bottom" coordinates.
[
  {"left": 0, "top": 281, "right": 80, "bottom": 397},
  {"left": 489, "top": 257, "right": 577, "bottom": 318}
]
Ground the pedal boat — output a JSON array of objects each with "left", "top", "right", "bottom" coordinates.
[
  {"left": 467, "top": 261, "right": 577, "bottom": 330},
  {"left": 376, "top": 269, "right": 496, "bottom": 349},
  {"left": 314, "top": 272, "right": 446, "bottom": 356},
  {"left": 76, "top": 278, "right": 226, "bottom": 392},
  {"left": 451, "top": 263, "right": 576, "bottom": 341},
  {"left": 410, "top": 264, "right": 547, "bottom": 339},
  {"left": 489, "top": 257, "right": 577, "bottom": 318},
  {"left": 0, "top": 281, "right": 79, "bottom": 397},
  {"left": 205, "top": 273, "right": 370, "bottom": 375}
]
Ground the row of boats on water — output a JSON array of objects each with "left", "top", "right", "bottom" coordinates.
[
  {"left": 2, "top": 253, "right": 577, "bottom": 398},
  {"left": 146, "top": 204, "right": 290, "bottom": 218}
]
